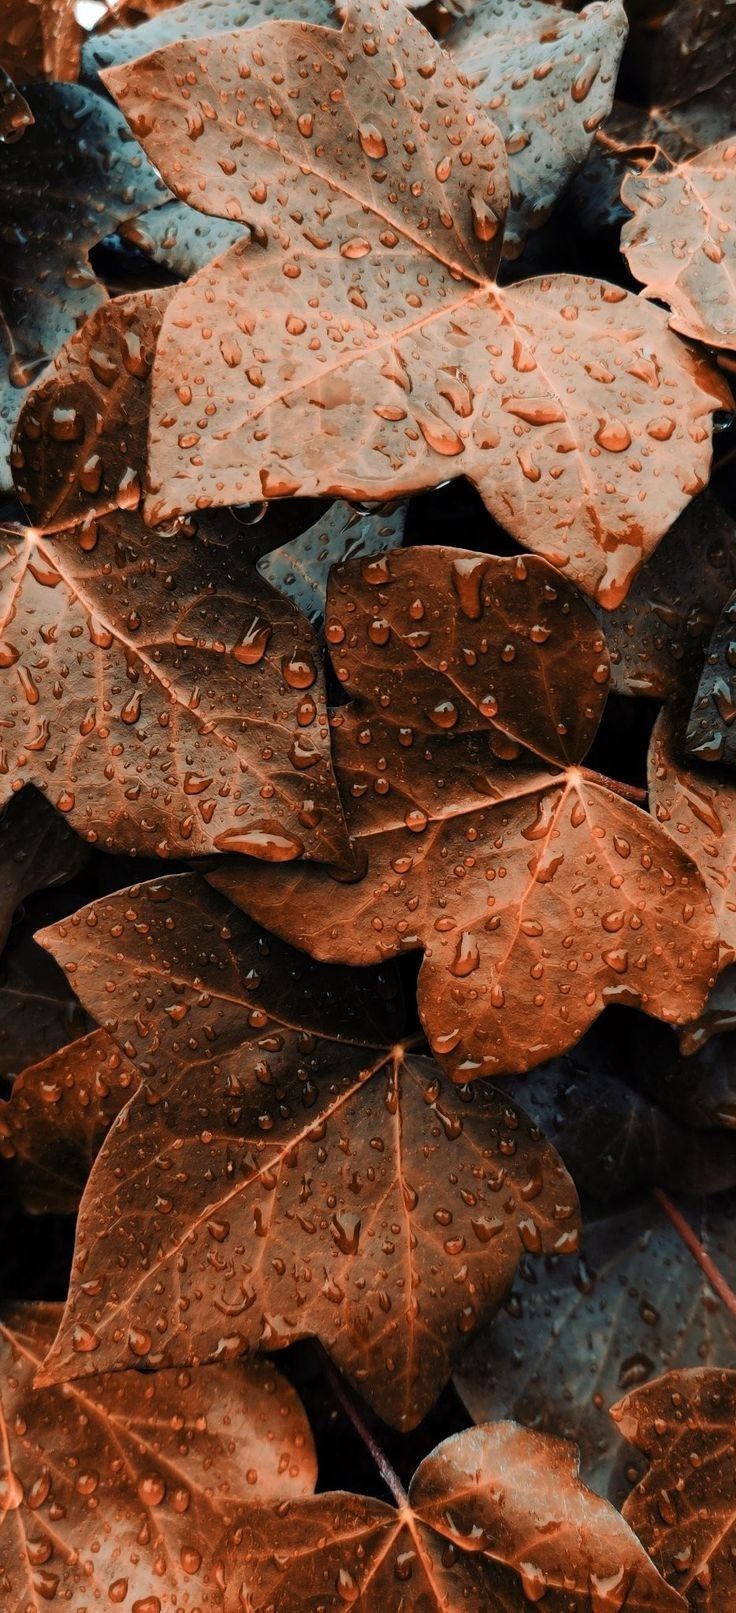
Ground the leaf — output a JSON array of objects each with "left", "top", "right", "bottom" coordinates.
[
  {"left": 685, "top": 586, "right": 736, "bottom": 765},
  {"left": 0, "top": 912, "right": 91, "bottom": 1080},
  {"left": 0, "top": 509, "right": 352, "bottom": 862},
  {"left": 321, "top": 546, "right": 611, "bottom": 764},
  {"left": 0, "top": 0, "right": 80, "bottom": 83},
  {"left": 0, "top": 1301, "right": 317, "bottom": 1613},
  {"left": 13, "top": 288, "right": 174, "bottom": 533},
  {"left": 0, "top": 789, "right": 88, "bottom": 955},
  {"left": 0, "top": 1029, "right": 139, "bottom": 1214},
  {"left": 121, "top": 198, "right": 247, "bottom": 279},
  {"left": 593, "top": 492, "right": 736, "bottom": 701},
  {"left": 0, "top": 71, "right": 32, "bottom": 144},
  {"left": 627, "top": 0, "right": 736, "bottom": 108},
  {"left": 258, "top": 500, "right": 408, "bottom": 629},
  {"left": 649, "top": 701, "right": 736, "bottom": 965},
  {"left": 103, "top": 0, "right": 729, "bottom": 606},
  {"left": 0, "top": 83, "right": 164, "bottom": 486},
  {"left": 35, "top": 872, "right": 578, "bottom": 1428},
  {"left": 220, "top": 1423, "right": 686, "bottom": 1610},
  {"left": 448, "top": 0, "right": 628, "bottom": 257},
  {"left": 614, "top": 1367, "right": 736, "bottom": 1612},
  {"left": 81, "top": 0, "right": 339, "bottom": 79},
  {"left": 622, "top": 141, "right": 736, "bottom": 354},
  {"left": 455, "top": 1197, "right": 736, "bottom": 1500},
  {"left": 679, "top": 962, "right": 736, "bottom": 1053},
  {"left": 209, "top": 547, "right": 719, "bottom": 1081}
]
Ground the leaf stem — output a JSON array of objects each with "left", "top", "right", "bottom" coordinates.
[
  {"left": 320, "top": 1352, "right": 409, "bottom": 1508},
  {"left": 580, "top": 767, "right": 648, "bottom": 805},
  {"left": 653, "top": 1189, "right": 736, "bottom": 1322}
]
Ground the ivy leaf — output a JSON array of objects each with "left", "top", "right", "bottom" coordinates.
[
  {"left": 220, "top": 1424, "right": 686, "bottom": 1610},
  {"left": 0, "top": 70, "right": 32, "bottom": 142},
  {"left": 685, "top": 587, "right": 736, "bottom": 765},
  {"left": 34, "top": 872, "right": 578, "bottom": 1428},
  {"left": 0, "top": 0, "right": 80, "bottom": 83},
  {"left": 0, "top": 1029, "right": 139, "bottom": 1214},
  {"left": 0, "top": 909, "right": 91, "bottom": 1080},
  {"left": 649, "top": 701, "right": 736, "bottom": 965},
  {"left": 81, "top": 0, "right": 339, "bottom": 79},
  {"left": 614, "top": 1367, "right": 736, "bottom": 1613},
  {"left": 0, "top": 1302, "right": 316, "bottom": 1613},
  {"left": 0, "top": 509, "right": 351, "bottom": 862},
  {"left": 622, "top": 141, "right": 736, "bottom": 354},
  {"left": 0, "top": 84, "right": 164, "bottom": 486},
  {"left": 455, "top": 1197, "right": 736, "bottom": 1500},
  {"left": 258, "top": 500, "right": 408, "bottom": 629},
  {"left": 121, "top": 198, "right": 246, "bottom": 279},
  {"left": 448, "top": 0, "right": 628, "bottom": 257},
  {"left": 103, "top": 0, "right": 729, "bottom": 606},
  {"left": 680, "top": 963, "right": 736, "bottom": 1053},
  {"left": 627, "top": 0, "right": 736, "bottom": 108},
  {"left": 0, "top": 790, "right": 88, "bottom": 954}
]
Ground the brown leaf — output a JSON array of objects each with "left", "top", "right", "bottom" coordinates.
[
  {"left": 594, "top": 492, "right": 736, "bottom": 701},
  {"left": 455, "top": 1197, "right": 736, "bottom": 1501},
  {"left": 448, "top": 0, "right": 628, "bottom": 257},
  {"left": 221, "top": 1423, "right": 686, "bottom": 1610},
  {"left": 649, "top": 701, "right": 736, "bottom": 965},
  {"left": 0, "top": 790, "right": 88, "bottom": 955},
  {"left": 0, "top": 70, "right": 32, "bottom": 143},
  {"left": 685, "top": 586, "right": 736, "bottom": 765},
  {"left": 0, "top": 1029, "right": 139, "bottom": 1214},
  {"left": 13, "top": 288, "right": 174, "bottom": 533},
  {"left": 622, "top": 141, "right": 736, "bottom": 353},
  {"left": 0, "top": 1302, "right": 316, "bottom": 1613},
  {"left": 258, "top": 500, "right": 407, "bottom": 629},
  {"left": 0, "top": 510, "right": 351, "bottom": 862},
  {"left": 103, "top": 0, "right": 728, "bottom": 606},
  {"left": 0, "top": 83, "right": 164, "bottom": 486},
  {"left": 81, "top": 0, "right": 339, "bottom": 79},
  {"left": 0, "top": 0, "right": 80, "bottom": 83},
  {"left": 627, "top": 0, "right": 736, "bottom": 108},
  {"left": 209, "top": 548, "right": 718, "bottom": 1080},
  {"left": 614, "top": 1368, "right": 736, "bottom": 1612},
  {"left": 679, "top": 962, "right": 736, "bottom": 1053},
  {"left": 35, "top": 872, "right": 577, "bottom": 1427}
]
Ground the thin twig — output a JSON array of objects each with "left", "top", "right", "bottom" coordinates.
[
  {"left": 653, "top": 1189, "right": 736, "bottom": 1323},
  {"left": 581, "top": 767, "right": 648, "bottom": 806},
  {"left": 320, "top": 1351, "right": 409, "bottom": 1508}
]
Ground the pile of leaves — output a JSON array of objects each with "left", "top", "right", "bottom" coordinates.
[{"left": 1, "top": 0, "right": 736, "bottom": 1606}]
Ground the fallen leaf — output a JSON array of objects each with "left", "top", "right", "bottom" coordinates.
[
  {"left": 649, "top": 701, "right": 736, "bottom": 964},
  {"left": 104, "top": 0, "right": 728, "bottom": 606},
  {"left": 0, "top": 83, "right": 164, "bottom": 486},
  {"left": 0, "top": 1029, "right": 139, "bottom": 1213},
  {"left": 0, "top": 509, "right": 351, "bottom": 861},
  {"left": 258, "top": 500, "right": 408, "bottom": 628},
  {"left": 121, "top": 198, "right": 246, "bottom": 278},
  {"left": 221, "top": 1422, "right": 686, "bottom": 1610},
  {"left": 0, "top": 789, "right": 88, "bottom": 955},
  {"left": 0, "top": 0, "right": 80, "bottom": 83},
  {"left": 685, "top": 586, "right": 736, "bottom": 765},
  {"left": 0, "top": 1301, "right": 316, "bottom": 1613},
  {"left": 448, "top": 0, "right": 628, "bottom": 257},
  {"left": 82, "top": 0, "right": 339, "bottom": 79},
  {"left": 455, "top": 1197, "right": 736, "bottom": 1500},
  {"left": 622, "top": 141, "right": 736, "bottom": 353},
  {"left": 594, "top": 492, "right": 736, "bottom": 701},
  {"left": 35, "top": 872, "right": 578, "bottom": 1427},
  {"left": 615, "top": 1367, "right": 736, "bottom": 1613}
]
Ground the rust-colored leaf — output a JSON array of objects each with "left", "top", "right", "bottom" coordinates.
[
  {"left": 0, "top": 1302, "right": 316, "bottom": 1613},
  {"left": 35, "top": 873, "right": 578, "bottom": 1427},
  {"left": 448, "top": 0, "right": 628, "bottom": 257},
  {"left": 0, "top": 1029, "right": 139, "bottom": 1214},
  {"left": 219, "top": 1423, "right": 685, "bottom": 1610},
  {"left": 0, "top": 0, "right": 80, "bottom": 83},
  {"left": 622, "top": 140, "right": 736, "bottom": 353},
  {"left": 0, "top": 83, "right": 163, "bottom": 486},
  {"left": 685, "top": 586, "right": 736, "bottom": 765},
  {"left": 456, "top": 1197, "right": 736, "bottom": 1500},
  {"left": 259, "top": 500, "right": 407, "bottom": 629},
  {"left": 0, "top": 789, "right": 88, "bottom": 954},
  {"left": 680, "top": 962, "right": 736, "bottom": 1053},
  {"left": 0, "top": 510, "right": 351, "bottom": 861},
  {"left": 103, "top": 0, "right": 729, "bottom": 606},
  {"left": 0, "top": 911, "right": 91, "bottom": 1079},
  {"left": 614, "top": 1368, "right": 736, "bottom": 1612},
  {"left": 0, "top": 70, "right": 32, "bottom": 143},
  {"left": 649, "top": 701, "right": 736, "bottom": 965},
  {"left": 210, "top": 547, "right": 718, "bottom": 1081}
]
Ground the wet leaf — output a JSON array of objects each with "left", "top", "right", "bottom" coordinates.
[
  {"left": 258, "top": 500, "right": 408, "bottom": 629},
  {"left": 615, "top": 1367, "right": 736, "bottom": 1612},
  {"left": 0, "top": 83, "right": 164, "bottom": 486},
  {"left": 685, "top": 586, "right": 736, "bottom": 767},
  {"left": 622, "top": 140, "right": 736, "bottom": 354},
  {"left": 81, "top": 0, "right": 339, "bottom": 79},
  {"left": 0, "top": 1029, "right": 139, "bottom": 1214},
  {"left": 0, "top": 1301, "right": 316, "bottom": 1613},
  {"left": 680, "top": 962, "right": 736, "bottom": 1053},
  {"left": 649, "top": 700, "right": 736, "bottom": 965},
  {"left": 0, "top": 510, "right": 351, "bottom": 862},
  {"left": 0, "top": 70, "right": 32, "bottom": 143},
  {"left": 455, "top": 1197, "right": 736, "bottom": 1500},
  {"left": 209, "top": 547, "right": 719, "bottom": 1081},
  {"left": 0, "top": 913, "right": 91, "bottom": 1080},
  {"left": 594, "top": 492, "right": 736, "bottom": 701},
  {"left": 627, "top": 0, "right": 736, "bottom": 108},
  {"left": 121, "top": 198, "right": 246, "bottom": 279},
  {"left": 0, "top": 0, "right": 80, "bottom": 83},
  {"left": 448, "top": 0, "right": 628, "bottom": 257},
  {"left": 35, "top": 872, "right": 578, "bottom": 1427},
  {"left": 0, "top": 790, "right": 88, "bottom": 955},
  {"left": 103, "top": 0, "right": 728, "bottom": 606}
]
